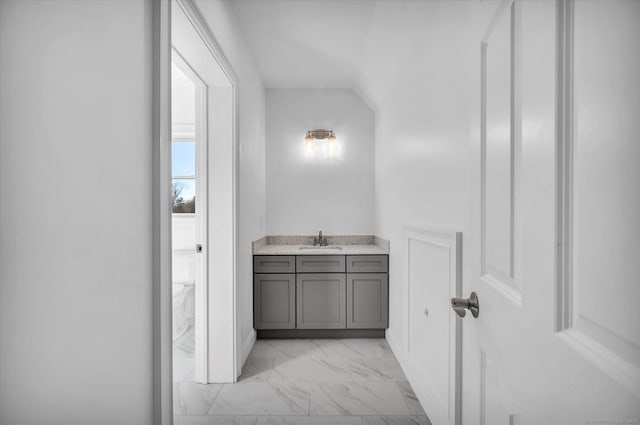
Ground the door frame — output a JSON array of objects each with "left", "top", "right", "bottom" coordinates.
[
  {"left": 152, "top": 0, "right": 239, "bottom": 422},
  {"left": 171, "top": 49, "right": 209, "bottom": 384}
]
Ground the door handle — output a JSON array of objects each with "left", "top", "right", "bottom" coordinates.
[{"left": 451, "top": 292, "right": 479, "bottom": 318}]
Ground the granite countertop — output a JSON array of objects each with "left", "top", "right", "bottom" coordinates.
[{"left": 252, "top": 235, "right": 390, "bottom": 256}]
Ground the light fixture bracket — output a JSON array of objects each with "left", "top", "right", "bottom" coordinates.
[{"left": 306, "top": 129, "right": 335, "bottom": 140}]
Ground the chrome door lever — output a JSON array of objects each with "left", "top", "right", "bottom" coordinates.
[{"left": 451, "top": 292, "right": 479, "bottom": 318}]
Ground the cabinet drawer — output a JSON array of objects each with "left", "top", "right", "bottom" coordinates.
[
  {"left": 296, "top": 255, "right": 345, "bottom": 273},
  {"left": 254, "top": 256, "right": 296, "bottom": 273},
  {"left": 346, "top": 255, "right": 388, "bottom": 273}
]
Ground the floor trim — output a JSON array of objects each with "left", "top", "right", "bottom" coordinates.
[{"left": 241, "top": 329, "right": 257, "bottom": 364}]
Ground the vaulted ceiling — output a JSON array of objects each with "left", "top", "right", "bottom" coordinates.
[{"left": 227, "top": 0, "right": 377, "bottom": 89}]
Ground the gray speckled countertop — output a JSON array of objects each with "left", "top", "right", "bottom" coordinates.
[{"left": 252, "top": 235, "right": 389, "bottom": 255}]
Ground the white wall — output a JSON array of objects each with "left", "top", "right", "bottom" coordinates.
[
  {"left": 265, "top": 89, "right": 375, "bottom": 235},
  {"left": 171, "top": 62, "right": 196, "bottom": 135},
  {"left": 193, "top": 0, "right": 266, "bottom": 366},
  {"left": 354, "top": 0, "right": 473, "bottom": 355},
  {"left": 0, "top": 1, "right": 153, "bottom": 424},
  {"left": 172, "top": 216, "right": 195, "bottom": 251},
  {"left": 0, "top": 0, "right": 266, "bottom": 422},
  {"left": 172, "top": 216, "right": 195, "bottom": 284}
]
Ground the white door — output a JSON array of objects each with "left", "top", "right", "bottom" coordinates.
[{"left": 463, "top": 1, "right": 640, "bottom": 424}]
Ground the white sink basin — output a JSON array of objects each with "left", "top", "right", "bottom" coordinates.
[{"left": 298, "top": 246, "right": 343, "bottom": 250}]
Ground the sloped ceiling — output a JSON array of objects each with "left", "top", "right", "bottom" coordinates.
[{"left": 227, "top": 0, "right": 377, "bottom": 89}]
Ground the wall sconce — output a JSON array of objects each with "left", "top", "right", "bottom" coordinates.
[{"left": 304, "top": 129, "right": 337, "bottom": 156}]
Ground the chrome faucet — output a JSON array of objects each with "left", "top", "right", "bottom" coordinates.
[{"left": 313, "top": 230, "right": 328, "bottom": 246}]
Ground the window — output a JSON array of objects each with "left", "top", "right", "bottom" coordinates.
[{"left": 172, "top": 140, "right": 196, "bottom": 213}]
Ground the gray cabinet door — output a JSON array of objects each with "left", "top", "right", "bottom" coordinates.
[
  {"left": 254, "top": 274, "right": 295, "bottom": 329},
  {"left": 346, "top": 273, "right": 388, "bottom": 329},
  {"left": 296, "top": 255, "right": 345, "bottom": 273},
  {"left": 296, "top": 273, "right": 346, "bottom": 329}
]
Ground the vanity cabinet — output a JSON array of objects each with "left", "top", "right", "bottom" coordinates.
[{"left": 253, "top": 254, "right": 388, "bottom": 333}]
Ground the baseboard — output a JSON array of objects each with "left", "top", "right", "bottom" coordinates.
[
  {"left": 385, "top": 329, "right": 403, "bottom": 359},
  {"left": 386, "top": 329, "right": 450, "bottom": 425},
  {"left": 241, "top": 329, "right": 257, "bottom": 366}
]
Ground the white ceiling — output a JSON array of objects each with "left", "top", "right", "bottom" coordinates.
[{"left": 228, "top": 0, "right": 377, "bottom": 89}]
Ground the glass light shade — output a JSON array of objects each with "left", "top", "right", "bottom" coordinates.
[
  {"left": 304, "top": 130, "right": 337, "bottom": 158},
  {"left": 328, "top": 137, "right": 337, "bottom": 156},
  {"left": 304, "top": 137, "right": 314, "bottom": 155}
]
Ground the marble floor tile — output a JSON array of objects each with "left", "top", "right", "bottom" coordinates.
[
  {"left": 309, "top": 339, "right": 395, "bottom": 359},
  {"left": 238, "top": 357, "right": 274, "bottom": 383},
  {"left": 208, "top": 383, "right": 310, "bottom": 416},
  {"left": 174, "top": 325, "right": 196, "bottom": 381},
  {"left": 174, "top": 338, "right": 429, "bottom": 425},
  {"left": 174, "top": 416, "right": 258, "bottom": 425},
  {"left": 396, "top": 382, "right": 426, "bottom": 416},
  {"left": 174, "top": 355, "right": 196, "bottom": 382},
  {"left": 309, "top": 339, "right": 370, "bottom": 359},
  {"left": 350, "top": 358, "right": 407, "bottom": 381},
  {"left": 269, "top": 357, "right": 353, "bottom": 382},
  {"left": 339, "top": 339, "right": 396, "bottom": 358},
  {"left": 249, "top": 339, "right": 312, "bottom": 359},
  {"left": 174, "top": 382, "right": 223, "bottom": 416},
  {"left": 309, "top": 382, "right": 410, "bottom": 416},
  {"left": 362, "top": 416, "right": 431, "bottom": 425},
  {"left": 175, "top": 326, "right": 196, "bottom": 358},
  {"left": 256, "top": 416, "right": 363, "bottom": 425}
]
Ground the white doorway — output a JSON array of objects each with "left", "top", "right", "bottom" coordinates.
[
  {"left": 170, "top": 0, "right": 239, "bottom": 386},
  {"left": 171, "top": 52, "right": 209, "bottom": 384},
  {"left": 153, "top": 0, "right": 239, "bottom": 420}
]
